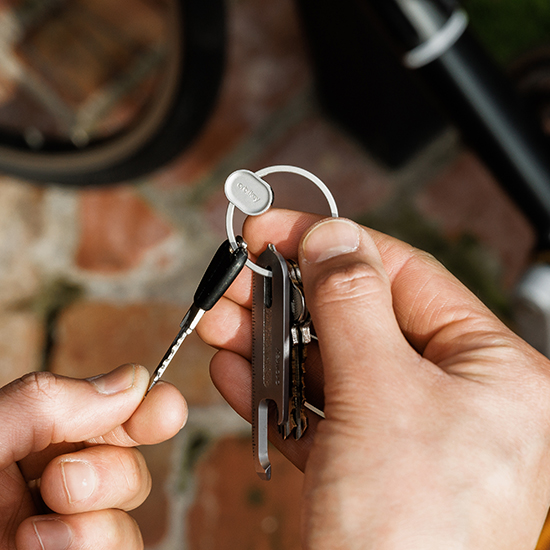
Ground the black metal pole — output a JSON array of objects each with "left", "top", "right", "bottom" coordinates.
[{"left": 360, "top": 0, "right": 550, "bottom": 249}]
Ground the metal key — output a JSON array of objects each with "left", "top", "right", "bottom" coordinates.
[
  {"left": 287, "top": 259, "right": 311, "bottom": 441},
  {"left": 147, "top": 237, "right": 248, "bottom": 394},
  {"left": 251, "top": 244, "right": 291, "bottom": 480},
  {"left": 251, "top": 247, "right": 314, "bottom": 479}
]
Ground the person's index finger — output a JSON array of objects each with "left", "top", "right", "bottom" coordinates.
[
  {"left": 223, "top": 209, "right": 324, "bottom": 308},
  {"left": 243, "top": 209, "right": 324, "bottom": 259},
  {"left": 222, "top": 251, "right": 254, "bottom": 308}
]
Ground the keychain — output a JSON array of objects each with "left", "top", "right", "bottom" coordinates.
[
  {"left": 224, "top": 165, "right": 339, "bottom": 480},
  {"left": 149, "top": 165, "right": 339, "bottom": 480}
]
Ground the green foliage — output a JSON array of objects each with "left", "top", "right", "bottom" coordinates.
[
  {"left": 179, "top": 430, "right": 212, "bottom": 492},
  {"left": 31, "top": 279, "right": 83, "bottom": 320},
  {"left": 463, "top": 0, "right": 550, "bottom": 64},
  {"left": 246, "top": 486, "right": 265, "bottom": 507}
]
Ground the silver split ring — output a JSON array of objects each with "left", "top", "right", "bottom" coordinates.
[{"left": 225, "top": 165, "right": 339, "bottom": 277}]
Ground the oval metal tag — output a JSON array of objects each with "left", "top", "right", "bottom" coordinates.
[{"left": 224, "top": 169, "right": 274, "bottom": 216}]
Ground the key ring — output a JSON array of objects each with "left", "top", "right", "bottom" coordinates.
[{"left": 225, "top": 165, "right": 339, "bottom": 277}]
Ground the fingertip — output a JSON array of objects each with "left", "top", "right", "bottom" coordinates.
[
  {"left": 40, "top": 445, "right": 151, "bottom": 515},
  {"left": 16, "top": 516, "right": 73, "bottom": 550},
  {"left": 295, "top": 217, "right": 416, "bottom": 395},
  {"left": 198, "top": 298, "right": 252, "bottom": 358},
  {"left": 17, "top": 510, "right": 142, "bottom": 550},
  {"left": 297, "top": 217, "right": 389, "bottom": 321},
  {"left": 299, "top": 218, "right": 378, "bottom": 266},
  {"left": 132, "top": 363, "right": 151, "bottom": 392},
  {"left": 86, "top": 363, "right": 150, "bottom": 397},
  {"left": 125, "top": 382, "right": 188, "bottom": 444},
  {"left": 129, "top": 363, "right": 152, "bottom": 400}
]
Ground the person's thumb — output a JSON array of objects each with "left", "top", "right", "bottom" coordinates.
[
  {"left": 0, "top": 363, "right": 150, "bottom": 469},
  {"left": 299, "top": 218, "right": 418, "bottom": 408}
]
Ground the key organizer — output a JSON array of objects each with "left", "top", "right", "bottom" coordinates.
[{"left": 224, "top": 165, "right": 339, "bottom": 480}]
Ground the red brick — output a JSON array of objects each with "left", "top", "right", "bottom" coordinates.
[
  {"left": 76, "top": 187, "right": 173, "bottom": 273},
  {"left": 0, "top": 69, "right": 17, "bottom": 107},
  {"left": 0, "top": 178, "right": 43, "bottom": 306},
  {"left": 16, "top": 5, "right": 132, "bottom": 106},
  {"left": 416, "top": 152, "right": 536, "bottom": 287},
  {"left": 49, "top": 301, "right": 222, "bottom": 406},
  {"left": 255, "top": 117, "right": 392, "bottom": 217},
  {"left": 0, "top": 0, "right": 23, "bottom": 17},
  {"left": 0, "top": 312, "right": 44, "bottom": 388},
  {"left": 188, "top": 436, "right": 303, "bottom": 550},
  {"left": 153, "top": 0, "right": 312, "bottom": 188}
]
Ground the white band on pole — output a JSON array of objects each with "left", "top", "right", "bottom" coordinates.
[{"left": 404, "top": 9, "right": 468, "bottom": 69}]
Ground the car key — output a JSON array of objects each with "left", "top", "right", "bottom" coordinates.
[
  {"left": 251, "top": 244, "right": 291, "bottom": 481},
  {"left": 147, "top": 237, "right": 248, "bottom": 394}
]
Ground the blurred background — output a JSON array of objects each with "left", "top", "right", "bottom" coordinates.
[{"left": 0, "top": 0, "right": 548, "bottom": 548}]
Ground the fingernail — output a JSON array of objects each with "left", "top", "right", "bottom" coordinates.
[
  {"left": 88, "top": 363, "right": 136, "bottom": 395},
  {"left": 302, "top": 219, "right": 361, "bottom": 263},
  {"left": 33, "top": 518, "right": 73, "bottom": 550},
  {"left": 61, "top": 460, "right": 97, "bottom": 503}
]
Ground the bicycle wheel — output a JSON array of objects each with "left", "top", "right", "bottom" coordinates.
[{"left": 0, "top": 0, "right": 225, "bottom": 185}]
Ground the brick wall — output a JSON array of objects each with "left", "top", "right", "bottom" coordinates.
[{"left": 0, "top": 0, "right": 542, "bottom": 548}]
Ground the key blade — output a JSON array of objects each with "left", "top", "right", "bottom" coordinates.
[
  {"left": 146, "top": 304, "right": 204, "bottom": 394},
  {"left": 147, "top": 326, "right": 188, "bottom": 393},
  {"left": 251, "top": 244, "right": 290, "bottom": 480},
  {"left": 146, "top": 237, "right": 247, "bottom": 395}
]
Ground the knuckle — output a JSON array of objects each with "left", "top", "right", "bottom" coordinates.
[
  {"left": 119, "top": 448, "right": 148, "bottom": 494},
  {"left": 16, "top": 371, "right": 62, "bottom": 404},
  {"left": 7, "top": 372, "right": 64, "bottom": 446},
  {"left": 313, "top": 262, "right": 388, "bottom": 308},
  {"left": 107, "top": 448, "right": 151, "bottom": 511},
  {"left": 405, "top": 247, "right": 448, "bottom": 278},
  {"left": 414, "top": 248, "right": 440, "bottom": 265}
]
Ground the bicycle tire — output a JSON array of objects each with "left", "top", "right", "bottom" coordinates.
[{"left": 0, "top": 0, "right": 226, "bottom": 186}]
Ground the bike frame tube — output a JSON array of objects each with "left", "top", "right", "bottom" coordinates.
[{"left": 359, "top": 0, "right": 550, "bottom": 249}]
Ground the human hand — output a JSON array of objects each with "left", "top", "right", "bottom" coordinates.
[
  {"left": 0, "top": 363, "right": 186, "bottom": 550},
  {"left": 198, "top": 208, "right": 550, "bottom": 550}
]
